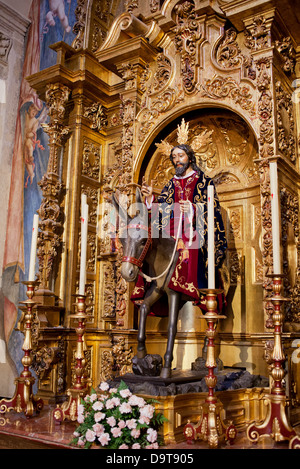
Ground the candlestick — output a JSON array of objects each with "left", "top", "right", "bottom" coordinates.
[
  {"left": 207, "top": 185, "right": 215, "bottom": 289},
  {"left": 269, "top": 161, "right": 281, "bottom": 275},
  {"left": 247, "top": 275, "right": 295, "bottom": 444},
  {"left": 79, "top": 195, "right": 88, "bottom": 296},
  {"left": 53, "top": 294, "right": 91, "bottom": 423},
  {"left": 28, "top": 214, "right": 39, "bottom": 282},
  {"left": 183, "top": 289, "right": 236, "bottom": 448},
  {"left": 0, "top": 281, "right": 43, "bottom": 417}
]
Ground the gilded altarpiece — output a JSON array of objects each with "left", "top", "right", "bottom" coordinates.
[{"left": 25, "top": 0, "right": 300, "bottom": 433}]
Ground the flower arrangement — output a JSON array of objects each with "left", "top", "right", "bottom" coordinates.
[{"left": 71, "top": 380, "right": 167, "bottom": 449}]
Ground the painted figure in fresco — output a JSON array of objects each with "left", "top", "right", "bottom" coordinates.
[
  {"left": 23, "top": 103, "right": 46, "bottom": 188},
  {"left": 113, "top": 144, "right": 227, "bottom": 378},
  {"left": 45, "top": 0, "right": 72, "bottom": 34}
]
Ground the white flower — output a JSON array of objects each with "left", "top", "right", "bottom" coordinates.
[
  {"left": 90, "top": 393, "right": 97, "bottom": 402},
  {"left": 132, "top": 443, "right": 141, "bottom": 449},
  {"left": 93, "top": 423, "right": 104, "bottom": 436},
  {"left": 99, "top": 432, "right": 111, "bottom": 446},
  {"left": 140, "top": 404, "right": 154, "bottom": 420},
  {"left": 86, "top": 429, "right": 96, "bottom": 442},
  {"left": 94, "top": 411, "right": 105, "bottom": 422},
  {"left": 129, "top": 395, "right": 146, "bottom": 407},
  {"left": 131, "top": 428, "right": 140, "bottom": 439},
  {"left": 107, "top": 416, "right": 116, "bottom": 427},
  {"left": 105, "top": 397, "right": 120, "bottom": 409},
  {"left": 120, "top": 388, "right": 132, "bottom": 398},
  {"left": 119, "top": 402, "right": 132, "bottom": 414},
  {"left": 111, "top": 426, "right": 122, "bottom": 438},
  {"left": 99, "top": 382, "right": 109, "bottom": 391},
  {"left": 146, "top": 428, "right": 157, "bottom": 443},
  {"left": 126, "top": 418, "right": 137, "bottom": 429},
  {"left": 92, "top": 400, "right": 104, "bottom": 411}
]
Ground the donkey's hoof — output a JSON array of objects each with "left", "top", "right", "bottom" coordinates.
[
  {"left": 160, "top": 367, "right": 171, "bottom": 379},
  {"left": 136, "top": 349, "right": 147, "bottom": 359}
]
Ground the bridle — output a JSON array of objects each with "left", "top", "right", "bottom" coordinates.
[
  {"left": 121, "top": 212, "right": 183, "bottom": 284},
  {"left": 122, "top": 224, "right": 152, "bottom": 268}
]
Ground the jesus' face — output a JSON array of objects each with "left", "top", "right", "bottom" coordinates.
[{"left": 171, "top": 147, "right": 192, "bottom": 177}]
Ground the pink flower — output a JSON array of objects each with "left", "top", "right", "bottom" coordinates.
[
  {"left": 89, "top": 393, "right": 97, "bottom": 402},
  {"left": 119, "top": 444, "right": 129, "bottom": 449},
  {"left": 119, "top": 402, "right": 132, "bottom": 414},
  {"left": 109, "top": 387, "right": 118, "bottom": 393},
  {"left": 99, "top": 432, "right": 111, "bottom": 446},
  {"left": 111, "top": 426, "right": 122, "bottom": 438},
  {"left": 77, "top": 437, "right": 85, "bottom": 447},
  {"left": 106, "top": 397, "right": 120, "bottom": 409},
  {"left": 85, "top": 429, "right": 96, "bottom": 442},
  {"left": 147, "top": 428, "right": 157, "bottom": 443},
  {"left": 146, "top": 442, "right": 159, "bottom": 449},
  {"left": 107, "top": 416, "right": 116, "bottom": 427},
  {"left": 140, "top": 404, "right": 154, "bottom": 419},
  {"left": 94, "top": 411, "right": 105, "bottom": 422},
  {"left": 138, "top": 416, "right": 150, "bottom": 425},
  {"left": 93, "top": 423, "right": 104, "bottom": 436},
  {"left": 99, "top": 382, "right": 109, "bottom": 391},
  {"left": 118, "top": 420, "right": 126, "bottom": 429},
  {"left": 126, "top": 419, "right": 137, "bottom": 429},
  {"left": 92, "top": 401, "right": 104, "bottom": 411},
  {"left": 131, "top": 428, "right": 140, "bottom": 439},
  {"left": 120, "top": 388, "right": 132, "bottom": 398},
  {"left": 132, "top": 443, "right": 141, "bottom": 449},
  {"left": 129, "top": 395, "right": 145, "bottom": 407}
]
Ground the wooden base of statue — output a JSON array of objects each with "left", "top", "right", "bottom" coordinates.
[
  {"left": 183, "top": 289, "right": 237, "bottom": 448},
  {"left": 0, "top": 281, "right": 43, "bottom": 418},
  {"left": 53, "top": 295, "right": 91, "bottom": 423},
  {"left": 247, "top": 275, "right": 297, "bottom": 444}
]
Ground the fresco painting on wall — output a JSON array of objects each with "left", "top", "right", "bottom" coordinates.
[{"left": 1, "top": 0, "right": 77, "bottom": 387}]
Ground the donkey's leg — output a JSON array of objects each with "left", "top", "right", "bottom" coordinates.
[
  {"left": 160, "top": 290, "right": 181, "bottom": 379},
  {"left": 137, "top": 285, "right": 162, "bottom": 358}
]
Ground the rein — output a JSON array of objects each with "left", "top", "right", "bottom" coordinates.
[
  {"left": 122, "top": 214, "right": 183, "bottom": 283},
  {"left": 122, "top": 224, "right": 152, "bottom": 268}
]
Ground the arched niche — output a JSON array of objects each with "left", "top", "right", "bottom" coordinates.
[{"left": 136, "top": 107, "right": 264, "bottom": 372}]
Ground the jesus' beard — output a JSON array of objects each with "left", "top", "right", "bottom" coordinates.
[{"left": 175, "top": 161, "right": 190, "bottom": 177}]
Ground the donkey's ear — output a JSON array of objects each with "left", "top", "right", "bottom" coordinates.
[
  {"left": 136, "top": 186, "right": 148, "bottom": 219},
  {"left": 112, "top": 191, "right": 129, "bottom": 223},
  {"left": 136, "top": 186, "right": 143, "bottom": 204}
]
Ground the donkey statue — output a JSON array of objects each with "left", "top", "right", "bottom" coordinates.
[{"left": 113, "top": 187, "right": 197, "bottom": 380}]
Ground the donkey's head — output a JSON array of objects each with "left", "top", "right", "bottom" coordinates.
[{"left": 112, "top": 187, "right": 150, "bottom": 282}]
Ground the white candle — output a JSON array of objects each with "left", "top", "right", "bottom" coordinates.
[
  {"left": 269, "top": 161, "right": 281, "bottom": 275},
  {"left": 28, "top": 214, "right": 39, "bottom": 281},
  {"left": 207, "top": 185, "right": 215, "bottom": 289},
  {"left": 79, "top": 194, "right": 88, "bottom": 295}
]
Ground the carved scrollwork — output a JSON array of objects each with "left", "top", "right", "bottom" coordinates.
[
  {"left": 201, "top": 75, "right": 256, "bottom": 116},
  {"left": 173, "top": 0, "right": 202, "bottom": 93},
  {"left": 84, "top": 102, "right": 108, "bottom": 132},
  {"left": 215, "top": 27, "right": 244, "bottom": 69}
]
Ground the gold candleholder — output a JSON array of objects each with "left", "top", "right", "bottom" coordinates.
[
  {"left": 53, "top": 294, "right": 91, "bottom": 423},
  {"left": 183, "top": 289, "right": 237, "bottom": 448},
  {"left": 247, "top": 275, "right": 297, "bottom": 444},
  {"left": 0, "top": 281, "right": 43, "bottom": 418}
]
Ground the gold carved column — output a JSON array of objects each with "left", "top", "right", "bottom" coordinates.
[{"left": 36, "top": 83, "right": 70, "bottom": 303}]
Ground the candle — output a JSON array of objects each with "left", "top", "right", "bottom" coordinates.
[
  {"left": 28, "top": 214, "right": 39, "bottom": 281},
  {"left": 269, "top": 161, "right": 281, "bottom": 275},
  {"left": 207, "top": 185, "right": 215, "bottom": 289},
  {"left": 79, "top": 194, "right": 88, "bottom": 296}
]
